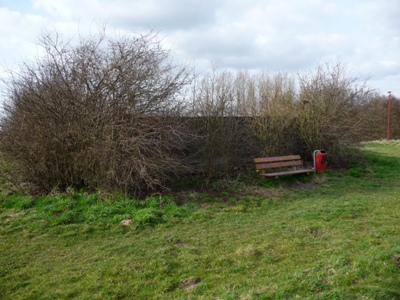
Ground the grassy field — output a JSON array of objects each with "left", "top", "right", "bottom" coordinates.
[{"left": 1, "top": 141, "right": 400, "bottom": 299}]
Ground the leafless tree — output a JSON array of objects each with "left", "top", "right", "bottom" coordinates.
[
  {"left": 297, "top": 61, "right": 374, "bottom": 160},
  {"left": 0, "top": 28, "right": 190, "bottom": 196},
  {"left": 246, "top": 72, "right": 298, "bottom": 156}
]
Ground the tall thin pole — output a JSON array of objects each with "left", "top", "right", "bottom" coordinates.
[{"left": 387, "top": 91, "right": 392, "bottom": 140}]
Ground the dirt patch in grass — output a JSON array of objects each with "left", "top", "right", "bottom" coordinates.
[
  {"left": 242, "top": 186, "right": 288, "bottom": 199},
  {"left": 165, "top": 237, "right": 189, "bottom": 247},
  {"left": 170, "top": 174, "right": 327, "bottom": 205},
  {"left": 306, "top": 228, "right": 326, "bottom": 237},
  {"left": 178, "top": 277, "right": 201, "bottom": 289},
  {"left": 292, "top": 182, "right": 318, "bottom": 191},
  {"left": 391, "top": 255, "right": 400, "bottom": 266}
]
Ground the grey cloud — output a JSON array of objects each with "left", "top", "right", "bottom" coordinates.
[
  {"left": 108, "top": 0, "right": 222, "bottom": 31},
  {"left": 1, "top": 0, "right": 399, "bottom": 95}
]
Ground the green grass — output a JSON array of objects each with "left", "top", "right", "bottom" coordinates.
[{"left": 1, "top": 141, "right": 400, "bottom": 299}]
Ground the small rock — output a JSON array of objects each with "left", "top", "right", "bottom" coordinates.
[{"left": 120, "top": 219, "right": 132, "bottom": 226}]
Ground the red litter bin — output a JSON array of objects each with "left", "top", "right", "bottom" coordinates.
[{"left": 313, "top": 150, "right": 327, "bottom": 172}]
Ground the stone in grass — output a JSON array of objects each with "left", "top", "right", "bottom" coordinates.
[
  {"left": 391, "top": 254, "right": 400, "bottom": 266},
  {"left": 178, "top": 277, "right": 201, "bottom": 290},
  {"left": 120, "top": 219, "right": 132, "bottom": 226}
]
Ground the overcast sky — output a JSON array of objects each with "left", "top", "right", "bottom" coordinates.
[{"left": 0, "top": 0, "right": 399, "bottom": 99}]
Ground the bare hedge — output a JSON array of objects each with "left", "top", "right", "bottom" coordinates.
[
  {"left": 0, "top": 30, "right": 190, "bottom": 196},
  {"left": 0, "top": 29, "right": 394, "bottom": 196}
]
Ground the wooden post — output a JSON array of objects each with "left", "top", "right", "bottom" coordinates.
[{"left": 387, "top": 91, "right": 392, "bottom": 140}]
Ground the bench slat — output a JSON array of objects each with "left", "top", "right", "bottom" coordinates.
[
  {"left": 254, "top": 155, "right": 301, "bottom": 163},
  {"left": 255, "top": 160, "right": 303, "bottom": 170},
  {"left": 260, "top": 169, "right": 314, "bottom": 177}
]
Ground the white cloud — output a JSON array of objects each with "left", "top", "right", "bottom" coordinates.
[
  {"left": 0, "top": 8, "right": 47, "bottom": 65},
  {"left": 0, "top": 0, "right": 398, "bottom": 96}
]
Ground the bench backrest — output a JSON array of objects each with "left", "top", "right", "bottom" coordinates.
[{"left": 254, "top": 155, "right": 303, "bottom": 171}]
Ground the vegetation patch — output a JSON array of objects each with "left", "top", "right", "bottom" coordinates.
[
  {"left": 0, "top": 142, "right": 400, "bottom": 299},
  {"left": 0, "top": 26, "right": 393, "bottom": 197}
]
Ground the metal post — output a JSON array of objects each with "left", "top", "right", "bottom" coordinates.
[{"left": 387, "top": 91, "right": 392, "bottom": 140}]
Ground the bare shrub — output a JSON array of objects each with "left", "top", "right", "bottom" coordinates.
[
  {"left": 297, "top": 61, "right": 374, "bottom": 162},
  {"left": 189, "top": 69, "right": 304, "bottom": 177},
  {"left": 187, "top": 62, "right": 380, "bottom": 173},
  {"left": 189, "top": 68, "right": 255, "bottom": 179},
  {"left": 246, "top": 72, "right": 298, "bottom": 156},
  {"left": 355, "top": 92, "right": 387, "bottom": 140},
  {"left": 389, "top": 95, "right": 400, "bottom": 139},
  {"left": 0, "top": 29, "right": 190, "bottom": 196}
]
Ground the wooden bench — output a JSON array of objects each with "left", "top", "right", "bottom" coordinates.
[{"left": 254, "top": 155, "right": 314, "bottom": 178}]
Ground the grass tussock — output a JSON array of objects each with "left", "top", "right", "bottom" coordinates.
[{"left": 1, "top": 141, "right": 400, "bottom": 299}]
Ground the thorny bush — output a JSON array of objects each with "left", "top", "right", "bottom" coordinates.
[{"left": 0, "top": 29, "right": 190, "bottom": 196}]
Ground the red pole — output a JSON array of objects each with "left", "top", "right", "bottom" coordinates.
[{"left": 387, "top": 91, "right": 392, "bottom": 140}]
